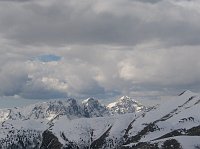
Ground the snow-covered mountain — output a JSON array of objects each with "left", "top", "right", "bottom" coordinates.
[
  {"left": 0, "top": 96, "right": 143, "bottom": 123},
  {"left": 1, "top": 98, "right": 86, "bottom": 122},
  {"left": 82, "top": 98, "right": 110, "bottom": 117},
  {"left": 107, "top": 96, "right": 145, "bottom": 115},
  {"left": 0, "top": 91, "right": 200, "bottom": 149}
]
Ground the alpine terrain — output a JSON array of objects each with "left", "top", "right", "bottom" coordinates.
[{"left": 0, "top": 91, "right": 200, "bottom": 149}]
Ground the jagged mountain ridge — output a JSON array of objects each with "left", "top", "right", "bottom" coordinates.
[
  {"left": 0, "top": 96, "right": 143, "bottom": 123},
  {"left": 0, "top": 91, "right": 200, "bottom": 149}
]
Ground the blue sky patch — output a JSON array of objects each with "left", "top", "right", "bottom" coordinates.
[{"left": 35, "top": 54, "right": 61, "bottom": 62}]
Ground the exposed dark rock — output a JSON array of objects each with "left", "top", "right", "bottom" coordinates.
[
  {"left": 40, "top": 130, "right": 62, "bottom": 149},
  {"left": 162, "top": 139, "right": 182, "bottom": 149},
  {"left": 90, "top": 126, "right": 112, "bottom": 149}
]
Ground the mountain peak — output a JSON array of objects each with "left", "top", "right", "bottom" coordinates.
[
  {"left": 107, "top": 96, "right": 145, "bottom": 115},
  {"left": 82, "top": 97, "right": 109, "bottom": 117},
  {"left": 82, "top": 97, "right": 95, "bottom": 104},
  {"left": 119, "top": 96, "right": 131, "bottom": 101},
  {"left": 117, "top": 96, "right": 138, "bottom": 105}
]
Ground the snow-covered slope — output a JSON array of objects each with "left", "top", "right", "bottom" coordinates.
[{"left": 0, "top": 91, "right": 200, "bottom": 149}]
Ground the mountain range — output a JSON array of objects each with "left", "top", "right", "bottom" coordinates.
[{"left": 0, "top": 90, "right": 199, "bottom": 149}]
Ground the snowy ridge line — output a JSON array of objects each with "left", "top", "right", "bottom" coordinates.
[{"left": 0, "top": 96, "right": 145, "bottom": 122}]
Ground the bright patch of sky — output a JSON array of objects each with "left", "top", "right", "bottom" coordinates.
[
  {"left": 0, "top": 96, "right": 43, "bottom": 108},
  {"left": 34, "top": 54, "right": 61, "bottom": 62}
]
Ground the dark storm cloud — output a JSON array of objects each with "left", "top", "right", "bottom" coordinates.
[
  {"left": 134, "top": 0, "right": 162, "bottom": 4},
  {"left": 0, "top": 0, "right": 31, "bottom": 2},
  {"left": 0, "top": 0, "right": 200, "bottom": 47},
  {"left": 0, "top": 0, "right": 200, "bottom": 100}
]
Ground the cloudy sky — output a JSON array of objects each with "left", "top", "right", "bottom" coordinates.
[{"left": 0, "top": 0, "right": 200, "bottom": 107}]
